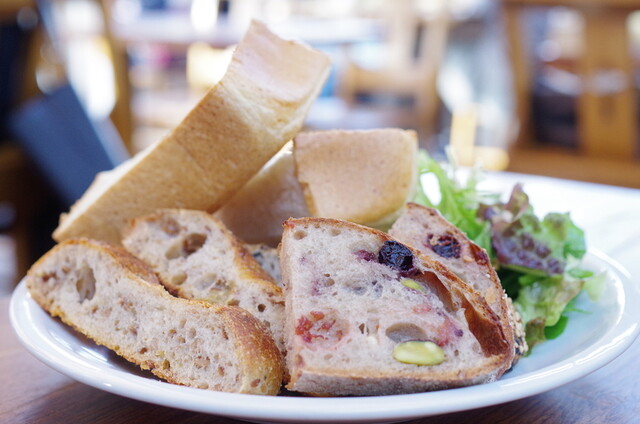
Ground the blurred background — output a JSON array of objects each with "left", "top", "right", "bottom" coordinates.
[{"left": 1, "top": 0, "right": 639, "bottom": 292}]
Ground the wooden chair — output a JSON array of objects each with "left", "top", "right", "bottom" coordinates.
[
  {"left": 36, "top": 0, "right": 134, "bottom": 154},
  {"left": 501, "top": 0, "right": 640, "bottom": 187},
  {"left": 336, "top": 0, "right": 450, "bottom": 144}
]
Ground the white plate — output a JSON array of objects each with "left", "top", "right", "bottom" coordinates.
[{"left": 9, "top": 250, "right": 640, "bottom": 423}]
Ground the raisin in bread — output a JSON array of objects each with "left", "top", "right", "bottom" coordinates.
[
  {"left": 389, "top": 203, "right": 527, "bottom": 360},
  {"left": 122, "top": 209, "right": 285, "bottom": 353},
  {"left": 280, "top": 217, "right": 514, "bottom": 396},
  {"left": 293, "top": 129, "right": 418, "bottom": 230},
  {"left": 25, "top": 239, "right": 284, "bottom": 394},
  {"left": 53, "top": 21, "right": 330, "bottom": 244}
]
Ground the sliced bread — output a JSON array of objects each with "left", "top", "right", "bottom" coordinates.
[
  {"left": 293, "top": 129, "right": 418, "bottom": 230},
  {"left": 280, "top": 217, "right": 514, "bottom": 396},
  {"left": 53, "top": 20, "right": 330, "bottom": 244},
  {"left": 122, "top": 209, "right": 286, "bottom": 352},
  {"left": 25, "top": 239, "right": 284, "bottom": 394},
  {"left": 215, "top": 142, "right": 309, "bottom": 247},
  {"left": 389, "top": 202, "right": 526, "bottom": 359}
]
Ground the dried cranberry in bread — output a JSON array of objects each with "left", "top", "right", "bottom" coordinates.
[
  {"left": 389, "top": 203, "right": 526, "bottom": 360},
  {"left": 25, "top": 239, "right": 283, "bottom": 394},
  {"left": 280, "top": 217, "right": 513, "bottom": 396},
  {"left": 122, "top": 209, "right": 285, "bottom": 353},
  {"left": 53, "top": 21, "right": 330, "bottom": 244}
]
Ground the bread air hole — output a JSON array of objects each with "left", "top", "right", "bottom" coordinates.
[
  {"left": 195, "top": 356, "right": 210, "bottom": 369},
  {"left": 293, "top": 230, "right": 307, "bottom": 240},
  {"left": 196, "top": 273, "right": 225, "bottom": 292},
  {"left": 160, "top": 217, "right": 181, "bottom": 236},
  {"left": 171, "top": 273, "right": 187, "bottom": 286},
  {"left": 165, "top": 233, "right": 207, "bottom": 260},
  {"left": 385, "top": 323, "right": 428, "bottom": 343},
  {"left": 75, "top": 265, "right": 96, "bottom": 302}
]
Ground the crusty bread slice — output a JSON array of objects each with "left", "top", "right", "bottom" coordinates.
[
  {"left": 280, "top": 217, "right": 514, "bottom": 396},
  {"left": 215, "top": 142, "right": 309, "bottom": 247},
  {"left": 216, "top": 129, "right": 418, "bottom": 247},
  {"left": 25, "top": 239, "right": 284, "bottom": 394},
  {"left": 389, "top": 203, "right": 527, "bottom": 359},
  {"left": 293, "top": 129, "right": 418, "bottom": 230},
  {"left": 122, "top": 209, "right": 286, "bottom": 353},
  {"left": 53, "top": 20, "right": 330, "bottom": 244}
]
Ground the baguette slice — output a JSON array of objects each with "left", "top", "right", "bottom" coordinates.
[
  {"left": 389, "top": 203, "right": 526, "bottom": 359},
  {"left": 294, "top": 129, "right": 418, "bottom": 229},
  {"left": 280, "top": 217, "right": 513, "bottom": 396},
  {"left": 53, "top": 20, "right": 331, "bottom": 244},
  {"left": 25, "top": 239, "right": 284, "bottom": 394},
  {"left": 122, "top": 209, "right": 286, "bottom": 353}
]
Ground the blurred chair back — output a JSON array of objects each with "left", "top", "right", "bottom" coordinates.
[
  {"left": 9, "top": 83, "right": 128, "bottom": 207},
  {"left": 338, "top": 0, "right": 450, "bottom": 142}
]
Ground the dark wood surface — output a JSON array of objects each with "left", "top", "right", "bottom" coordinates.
[{"left": 2, "top": 295, "right": 639, "bottom": 424}]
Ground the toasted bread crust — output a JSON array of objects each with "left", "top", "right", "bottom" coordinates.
[{"left": 26, "top": 239, "right": 284, "bottom": 394}]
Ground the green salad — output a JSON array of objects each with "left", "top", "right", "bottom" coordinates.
[{"left": 412, "top": 150, "right": 605, "bottom": 351}]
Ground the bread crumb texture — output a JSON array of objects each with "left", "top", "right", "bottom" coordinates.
[
  {"left": 26, "top": 239, "right": 284, "bottom": 395},
  {"left": 280, "top": 218, "right": 512, "bottom": 396}
]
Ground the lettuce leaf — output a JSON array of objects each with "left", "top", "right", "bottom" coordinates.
[
  {"left": 412, "top": 149, "right": 600, "bottom": 350},
  {"left": 412, "top": 150, "right": 494, "bottom": 253}
]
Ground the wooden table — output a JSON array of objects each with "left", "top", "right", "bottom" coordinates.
[{"left": 2, "top": 173, "right": 640, "bottom": 423}]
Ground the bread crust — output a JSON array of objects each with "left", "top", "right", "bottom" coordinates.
[
  {"left": 389, "top": 203, "right": 526, "bottom": 360},
  {"left": 122, "top": 209, "right": 286, "bottom": 353},
  {"left": 293, "top": 129, "right": 417, "bottom": 229},
  {"left": 53, "top": 20, "right": 330, "bottom": 244},
  {"left": 216, "top": 142, "right": 310, "bottom": 246},
  {"left": 26, "top": 239, "right": 284, "bottom": 394},
  {"left": 280, "top": 217, "right": 513, "bottom": 396}
]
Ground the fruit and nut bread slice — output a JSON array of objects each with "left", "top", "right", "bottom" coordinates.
[
  {"left": 26, "top": 239, "right": 284, "bottom": 394},
  {"left": 280, "top": 218, "right": 514, "bottom": 396},
  {"left": 122, "top": 209, "right": 286, "bottom": 353},
  {"left": 389, "top": 203, "right": 526, "bottom": 360}
]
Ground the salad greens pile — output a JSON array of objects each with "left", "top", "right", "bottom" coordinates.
[{"left": 412, "top": 150, "right": 605, "bottom": 351}]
